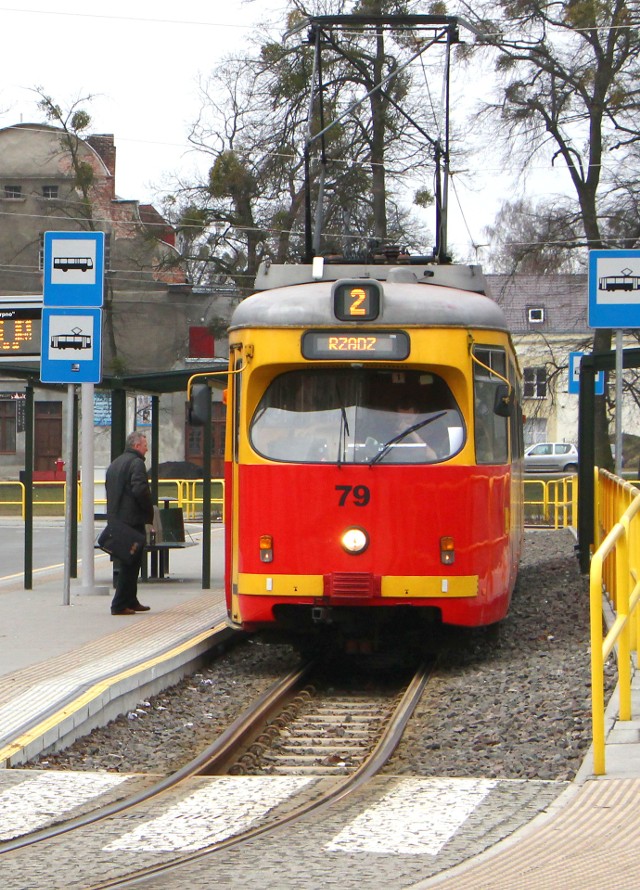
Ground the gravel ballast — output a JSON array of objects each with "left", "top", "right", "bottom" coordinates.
[{"left": 20, "top": 529, "right": 612, "bottom": 780}]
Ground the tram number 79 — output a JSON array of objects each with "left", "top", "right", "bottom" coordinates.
[{"left": 336, "top": 484, "right": 370, "bottom": 507}]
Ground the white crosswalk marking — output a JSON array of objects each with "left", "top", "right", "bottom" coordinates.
[
  {"left": 104, "top": 775, "right": 314, "bottom": 852},
  {"left": 326, "top": 777, "right": 497, "bottom": 855},
  {"left": 0, "top": 771, "right": 130, "bottom": 839}
]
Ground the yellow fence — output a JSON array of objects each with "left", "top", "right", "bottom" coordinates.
[
  {"left": 0, "top": 479, "right": 224, "bottom": 521},
  {"left": 523, "top": 475, "right": 577, "bottom": 528},
  {"left": 0, "top": 480, "right": 67, "bottom": 515},
  {"left": 590, "top": 469, "right": 640, "bottom": 775},
  {"left": 2, "top": 476, "right": 576, "bottom": 526}
]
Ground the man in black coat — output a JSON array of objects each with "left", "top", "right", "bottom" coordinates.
[{"left": 105, "top": 431, "right": 154, "bottom": 615}]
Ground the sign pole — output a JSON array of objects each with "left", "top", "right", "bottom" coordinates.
[
  {"left": 615, "top": 330, "right": 623, "bottom": 475},
  {"left": 589, "top": 249, "right": 640, "bottom": 477},
  {"left": 63, "top": 384, "right": 75, "bottom": 605},
  {"left": 41, "top": 231, "right": 105, "bottom": 600},
  {"left": 78, "top": 383, "right": 108, "bottom": 595},
  {"left": 81, "top": 382, "right": 95, "bottom": 590}
]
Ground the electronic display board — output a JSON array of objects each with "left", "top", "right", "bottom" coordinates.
[{"left": 0, "top": 303, "right": 42, "bottom": 359}]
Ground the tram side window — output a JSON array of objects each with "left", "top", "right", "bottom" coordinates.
[{"left": 474, "top": 348, "right": 508, "bottom": 464}]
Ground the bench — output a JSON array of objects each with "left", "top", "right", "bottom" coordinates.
[
  {"left": 141, "top": 540, "right": 196, "bottom": 581},
  {"left": 96, "top": 505, "right": 197, "bottom": 583},
  {"left": 143, "top": 505, "right": 198, "bottom": 581}
]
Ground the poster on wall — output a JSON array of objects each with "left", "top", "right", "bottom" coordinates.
[
  {"left": 93, "top": 392, "right": 111, "bottom": 426},
  {"left": 0, "top": 392, "right": 26, "bottom": 432},
  {"left": 136, "top": 395, "right": 152, "bottom": 427}
]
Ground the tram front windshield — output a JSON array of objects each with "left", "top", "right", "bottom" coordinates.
[{"left": 250, "top": 369, "right": 464, "bottom": 464}]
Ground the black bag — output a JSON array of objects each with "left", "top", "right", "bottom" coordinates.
[{"left": 97, "top": 520, "right": 146, "bottom": 565}]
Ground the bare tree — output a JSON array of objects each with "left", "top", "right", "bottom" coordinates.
[
  {"left": 166, "top": 1, "right": 452, "bottom": 289},
  {"left": 36, "top": 90, "right": 98, "bottom": 230},
  {"left": 456, "top": 0, "right": 640, "bottom": 466}
]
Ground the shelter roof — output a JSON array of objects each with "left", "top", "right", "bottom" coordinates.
[{"left": 0, "top": 362, "right": 228, "bottom": 394}]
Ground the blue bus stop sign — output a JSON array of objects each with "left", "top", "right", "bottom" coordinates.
[
  {"left": 43, "top": 231, "right": 105, "bottom": 307},
  {"left": 568, "top": 351, "right": 605, "bottom": 396}
]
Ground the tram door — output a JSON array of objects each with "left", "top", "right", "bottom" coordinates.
[{"left": 34, "top": 401, "right": 62, "bottom": 473}]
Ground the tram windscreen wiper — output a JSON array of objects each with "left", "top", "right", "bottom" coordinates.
[
  {"left": 337, "top": 404, "right": 350, "bottom": 466},
  {"left": 369, "top": 411, "right": 447, "bottom": 466}
]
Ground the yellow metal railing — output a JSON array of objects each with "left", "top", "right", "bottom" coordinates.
[
  {"left": 0, "top": 481, "right": 25, "bottom": 515},
  {"left": 0, "top": 480, "right": 68, "bottom": 517},
  {"left": 590, "top": 469, "right": 640, "bottom": 775},
  {"left": 523, "top": 475, "right": 577, "bottom": 528},
  {"left": 3, "top": 475, "right": 574, "bottom": 525},
  {"left": 0, "top": 478, "right": 225, "bottom": 521}
]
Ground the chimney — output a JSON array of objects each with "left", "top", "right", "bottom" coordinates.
[{"left": 86, "top": 134, "right": 116, "bottom": 179}]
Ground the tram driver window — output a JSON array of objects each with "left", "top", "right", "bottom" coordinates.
[
  {"left": 473, "top": 348, "right": 509, "bottom": 464},
  {"left": 250, "top": 369, "right": 465, "bottom": 465}
]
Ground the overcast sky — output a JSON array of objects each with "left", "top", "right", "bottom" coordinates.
[
  {"left": 0, "top": 2, "right": 566, "bottom": 263},
  {"left": 0, "top": 3, "right": 277, "bottom": 194}
]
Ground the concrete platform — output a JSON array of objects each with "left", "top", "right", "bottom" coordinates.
[
  {"left": 1, "top": 522, "right": 640, "bottom": 889},
  {"left": 0, "top": 522, "right": 229, "bottom": 766}
]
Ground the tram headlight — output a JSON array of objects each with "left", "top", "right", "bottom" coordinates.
[
  {"left": 341, "top": 527, "right": 369, "bottom": 554},
  {"left": 259, "top": 534, "right": 273, "bottom": 563},
  {"left": 440, "top": 536, "right": 455, "bottom": 565}
]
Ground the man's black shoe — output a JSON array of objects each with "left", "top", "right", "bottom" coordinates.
[
  {"left": 133, "top": 603, "right": 151, "bottom": 611},
  {"left": 111, "top": 608, "right": 137, "bottom": 615}
]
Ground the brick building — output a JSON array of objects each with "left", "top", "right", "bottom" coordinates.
[{"left": 0, "top": 122, "right": 223, "bottom": 476}]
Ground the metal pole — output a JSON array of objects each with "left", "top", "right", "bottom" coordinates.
[
  {"left": 24, "top": 383, "right": 34, "bottom": 589},
  {"left": 577, "top": 357, "right": 596, "bottom": 574},
  {"left": 202, "top": 387, "right": 212, "bottom": 589},
  {"left": 63, "top": 384, "right": 74, "bottom": 604},
  {"left": 151, "top": 395, "right": 159, "bottom": 505},
  {"left": 71, "top": 388, "right": 79, "bottom": 577},
  {"left": 615, "top": 330, "right": 623, "bottom": 476},
  {"left": 80, "top": 383, "right": 96, "bottom": 591}
]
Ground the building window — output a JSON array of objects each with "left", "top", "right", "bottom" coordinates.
[
  {"left": 4, "top": 185, "right": 22, "bottom": 199},
  {"left": 523, "top": 367, "right": 547, "bottom": 399},
  {"left": 42, "top": 185, "right": 59, "bottom": 199},
  {"left": 527, "top": 307, "right": 545, "bottom": 324},
  {"left": 0, "top": 401, "right": 17, "bottom": 452}
]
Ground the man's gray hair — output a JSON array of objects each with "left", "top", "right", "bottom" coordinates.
[{"left": 126, "top": 431, "right": 147, "bottom": 449}]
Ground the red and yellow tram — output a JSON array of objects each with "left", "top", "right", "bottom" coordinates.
[{"left": 224, "top": 259, "right": 523, "bottom": 644}]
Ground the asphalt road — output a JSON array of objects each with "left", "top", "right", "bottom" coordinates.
[
  {"left": 0, "top": 519, "right": 67, "bottom": 578},
  {"left": 0, "top": 519, "right": 224, "bottom": 585}
]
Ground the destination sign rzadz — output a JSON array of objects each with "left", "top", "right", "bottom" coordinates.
[{"left": 302, "top": 330, "right": 410, "bottom": 360}]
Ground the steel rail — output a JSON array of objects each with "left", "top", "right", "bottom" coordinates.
[
  {"left": 88, "top": 661, "right": 432, "bottom": 889},
  {"left": 0, "top": 660, "right": 314, "bottom": 855}
]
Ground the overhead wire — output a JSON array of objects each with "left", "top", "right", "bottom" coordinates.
[{"left": 0, "top": 11, "right": 635, "bottom": 271}]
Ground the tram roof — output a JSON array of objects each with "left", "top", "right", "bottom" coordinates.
[{"left": 230, "top": 263, "right": 509, "bottom": 332}]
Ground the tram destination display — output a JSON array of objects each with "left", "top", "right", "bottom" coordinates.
[
  {"left": 302, "top": 330, "right": 410, "bottom": 360},
  {"left": 0, "top": 306, "right": 42, "bottom": 358}
]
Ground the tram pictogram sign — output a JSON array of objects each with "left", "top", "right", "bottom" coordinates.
[
  {"left": 589, "top": 249, "right": 640, "bottom": 328},
  {"left": 40, "top": 307, "right": 102, "bottom": 383}
]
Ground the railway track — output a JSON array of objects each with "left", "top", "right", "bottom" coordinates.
[
  {"left": 0, "top": 660, "right": 431, "bottom": 889},
  {"left": 227, "top": 675, "right": 411, "bottom": 776}
]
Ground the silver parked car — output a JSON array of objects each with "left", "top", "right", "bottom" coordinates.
[{"left": 524, "top": 442, "right": 579, "bottom": 473}]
